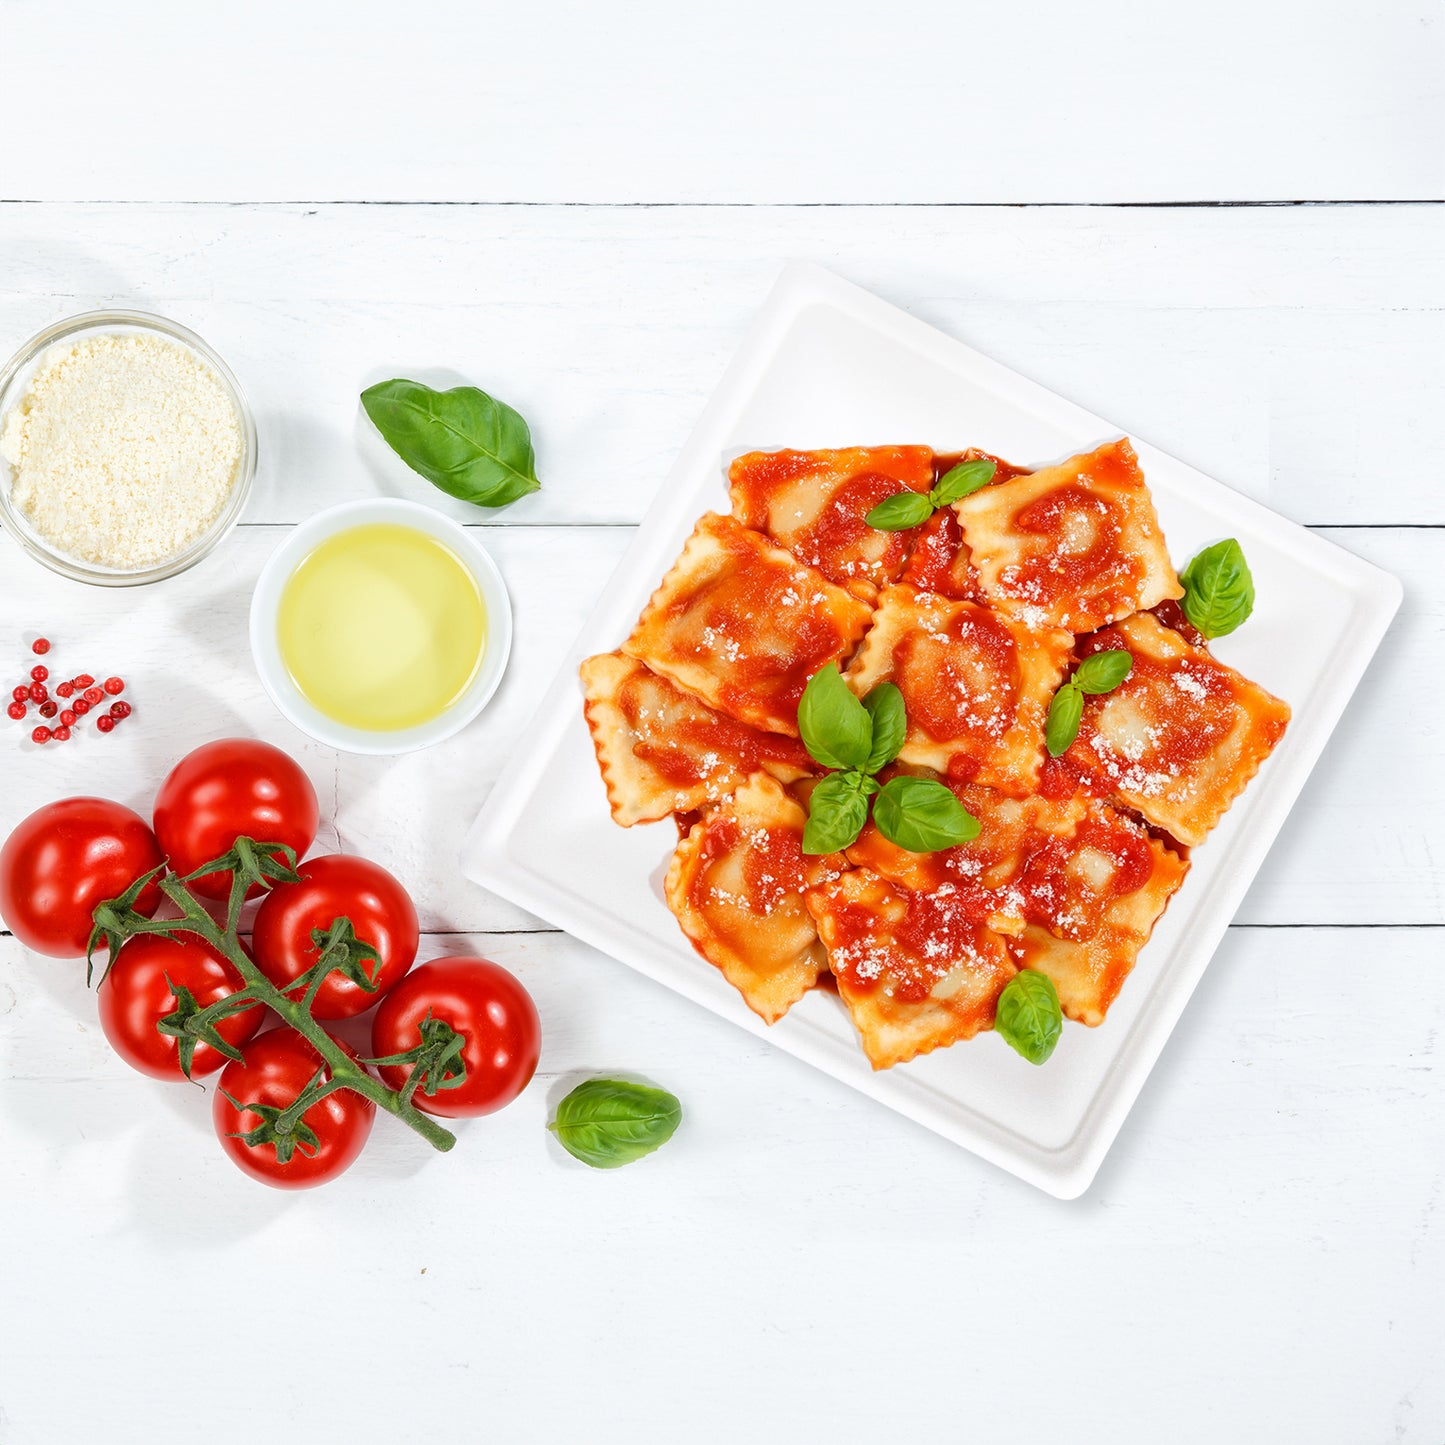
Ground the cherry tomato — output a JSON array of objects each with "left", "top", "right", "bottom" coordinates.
[
  {"left": 98, "top": 933, "right": 263, "bottom": 1080},
  {"left": 153, "top": 740, "right": 319, "bottom": 900},
  {"left": 212, "top": 1027, "right": 374, "bottom": 1189},
  {"left": 251, "top": 854, "right": 419, "bottom": 1020},
  {"left": 0, "top": 798, "right": 164, "bottom": 957},
  {"left": 371, "top": 957, "right": 540, "bottom": 1118}
]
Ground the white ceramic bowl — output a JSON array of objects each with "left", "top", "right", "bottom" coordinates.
[{"left": 249, "top": 498, "right": 512, "bottom": 755}]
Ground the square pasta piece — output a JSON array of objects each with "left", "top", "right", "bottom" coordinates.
[
  {"left": 623, "top": 512, "right": 874, "bottom": 736},
  {"left": 728, "top": 446, "right": 934, "bottom": 596},
  {"left": 1015, "top": 798, "right": 1183, "bottom": 943},
  {"left": 580, "top": 652, "right": 814, "bottom": 826},
  {"left": 843, "top": 584, "right": 1072, "bottom": 795},
  {"left": 665, "top": 772, "right": 846, "bottom": 1024},
  {"left": 1010, "top": 804, "right": 1189, "bottom": 1025},
  {"left": 845, "top": 773, "right": 1086, "bottom": 936},
  {"left": 805, "top": 868, "right": 1016, "bottom": 1069},
  {"left": 1061, "top": 611, "right": 1291, "bottom": 848},
  {"left": 954, "top": 438, "right": 1183, "bottom": 632},
  {"left": 899, "top": 451, "right": 1032, "bottom": 602}
]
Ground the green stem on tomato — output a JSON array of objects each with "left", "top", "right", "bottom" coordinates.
[
  {"left": 167, "top": 887, "right": 455, "bottom": 1154},
  {"left": 92, "top": 850, "right": 458, "bottom": 1155}
]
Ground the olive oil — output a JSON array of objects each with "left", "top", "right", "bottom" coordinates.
[{"left": 277, "top": 523, "right": 486, "bottom": 731}]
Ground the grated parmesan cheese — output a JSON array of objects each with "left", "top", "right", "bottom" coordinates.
[{"left": 0, "top": 333, "right": 243, "bottom": 570}]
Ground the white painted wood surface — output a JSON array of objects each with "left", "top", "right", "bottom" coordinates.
[
  {"left": 1, "top": 0, "right": 1442, "bottom": 203},
  {"left": 1, "top": 16, "right": 1443, "bottom": 1440},
  {"left": 2, "top": 204, "right": 1444, "bottom": 525}
]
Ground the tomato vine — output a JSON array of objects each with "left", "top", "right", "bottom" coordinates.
[{"left": 88, "top": 838, "right": 465, "bottom": 1157}]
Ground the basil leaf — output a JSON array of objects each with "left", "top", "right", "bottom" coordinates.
[
  {"left": 930, "top": 457, "right": 996, "bottom": 507},
  {"left": 797, "top": 664, "right": 872, "bottom": 772},
  {"left": 862, "top": 683, "right": 907, "bottom": 774},
  {"left": 995, "top": 970, "right": 1062, "bottom": 1065},
  {"left": 1180, "top": 538, "right": 1255, "bottom": 639},
  {"left": 360, "top": 378, "right": 541, "bottom": 509},
  {"left": 864, "top": 490, "right": 934, "bottom": 532},
  {"left": 1073, "top": 648, "right": 1133, "bottom": 695},
  {"left": 548, "top": 1078, "right": 681, "bottom": 1169},
  {"left": 802, "top": 772, "right": 872, "bottom": 855},
  {"left": 872, "top": 776, "right": 980, "bottom": 852},
  {"left": 1045, "top": 682, "right": 1084, "bottom": 758}
]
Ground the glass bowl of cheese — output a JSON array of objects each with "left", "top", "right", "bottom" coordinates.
[{"left": 0, "top": 310, "right": 257, "bottom": 585}]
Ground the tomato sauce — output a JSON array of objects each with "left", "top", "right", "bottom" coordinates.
[
  {"left": 824, "top": 884, "right": 995, "bottom": 1002},
  {"left": 929, "top": 449, "right": 1031, "bottom": 488},
  {"left": 1150, "top": 598, "right": 1207, "bottom": 649},
  {"left": 1038, "top": 753, "right": 1097, "bottom": 801},
  {"left": 889, "top": 891, "right": 996, "bottom": 1000},
  {"left": 619, "top": 672, "right": 810, "bottom": 790},
  {"left": 1007, "top": 484, "right": 1136, "bottom": 615},
  {"left": 789, "top": 471, "right": 919, "bottom": 585},
  {"left": 669, "top": 520, "right": 866, "bottom": 726},
  {"left": 1075, "top": 624, "right": 1235, "bottom": 780},
  {"left": 901, "top": 509, "right": 980, "bottom": 600},
  {"left": 731, "top": 450, "right": 823, "bottom": 491},
  {"left": 1016, "top": 808, "right": 1154, "bottom": 940},
  {"left": 689, "top": 812, "right": 813, "bottom": 916},
  {"left": 892, "top": 603, "right": 1019, "bottom": 744}
]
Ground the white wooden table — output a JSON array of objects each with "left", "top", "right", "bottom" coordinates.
[{"left": 1, "top": 6, "right": 1442, "bottom": 1442}]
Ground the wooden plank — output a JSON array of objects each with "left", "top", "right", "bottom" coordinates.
[
  {"left": 1, "top": 203, "right": 1440, "bottom": 525},
  {"left": 0, "top": 924, "right": 1439, "bottom": 1443},
  {"left": 0, "top": 2, "right": 1441, "bottom": 203},
  {"left": 1238, "top": 526, "right": 1443, "bottom": 926},
  {"left": 0, "top": 523, "right": 1434, "bottom": 929}
]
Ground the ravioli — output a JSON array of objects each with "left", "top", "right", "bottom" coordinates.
[
  {"left": 845, "top": 773, "right": 1085, "bottom": 935},
  {"left": 623, "top": 512, "right": 874, "bottom": 736},
  {"left": 582, "top": 436, "right": 1288, "bottom": 1071},
  {"left": 665, "top": 773, "right": 845, "bottom": 1023},
  {"left": 806, "top": 868, "right": 1016, "bottom": 1069},
  {"left": 581, "top": 652, "right": 814, "bottom": 825},
  {"left": 843, "top": 785, "right": 1184, "bottom": 1032},
  {"left": 954, "top": 438, "right": 1183, "bottom": 632},
  {"left": 728, "top": 446, "right": 934, "bottom": 596},
  {"left": 1010, "top": 805, "right": 1189, "bottom": 1025},
  {"left": 1061, "top": 612, "right": 1291, "bottom": 847},
  {"left": 844, "top": 585, "right": 1073, "bottom": 795}
]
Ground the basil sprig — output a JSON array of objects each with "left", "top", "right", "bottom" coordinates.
[
  {"left": 871, "top": 775, "right": 980, "bottom": 852},
  {"left": 1044, "top": 648, "right": 1133, "bottom": 758},
  {"left": 1180, "top": 538, "right": 1254, "bottom": 638},
  {"left": 803, "top": 773, "right": 878, "bottom": 854},
  {"left": 361, "top": 378, "right": 541, "bottom": 509},
  {"left": 799, "top": 661, "right": 873, "bottom": 770},
  {"left": 548, "top": 1078, "right": 681, "bottom": 1169},
  {"left": 995, "top": 970, "right": 1063, "bottom": 1064},
  {"left": 797, "top": 666, "right": 978, "bottom": 855},
  {"left": 865, "top": 458, "right": 996, "bottom": 532}
]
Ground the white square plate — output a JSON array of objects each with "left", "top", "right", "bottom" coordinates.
[{"left": 462, "top": 263, "right": 1401, "bottom": 1198}]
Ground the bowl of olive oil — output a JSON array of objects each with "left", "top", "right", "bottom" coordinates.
[{"left": 250, "top": 499, "right": 512, "bottom": 753}]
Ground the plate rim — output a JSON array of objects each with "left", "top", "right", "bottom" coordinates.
[{"left": 462, "top": 261, "right": 1404, "bottom": 1199}]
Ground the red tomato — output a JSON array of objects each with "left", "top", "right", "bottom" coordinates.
[
  {"left": 0, "top": 798, "right": 163, "bottom": 957},
  {"left": 98, "top": 933, "right": 263, "bottom": 1080},
  {"left": 371, "top": 957, "right": 540, "bottom": 1117},
  {"left": 251, "top": 854, "right": 419, "bottom": 1020},
  {"left": 212, "top": 1027, "right": 374, "bottom": 1189},
  {"left": 153, "top": 740, "right": 319, "bottom": 900}
]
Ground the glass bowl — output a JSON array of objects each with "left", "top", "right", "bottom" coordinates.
[{"left": 0, "top": 309, "right": 257, "bottom": 586}]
